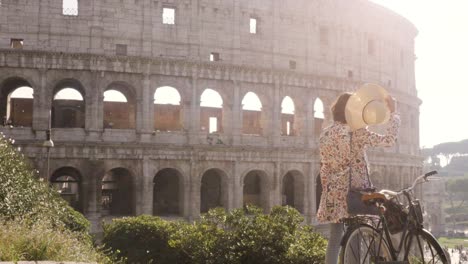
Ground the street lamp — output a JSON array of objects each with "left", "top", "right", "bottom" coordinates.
[{"left": 42, "top": 111, "right": 54, "bottom": 179}]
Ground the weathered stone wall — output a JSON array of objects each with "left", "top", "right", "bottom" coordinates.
[{"left": 0, "top": 0, "right": 422, "bottom": 232}]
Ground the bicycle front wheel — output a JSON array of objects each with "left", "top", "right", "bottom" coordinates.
[
  {"left": 404, "top": 229, "right": 448, "bottom": 264},
  {"left": 340, "top": 224, "right": 392, "bottom": 264}
]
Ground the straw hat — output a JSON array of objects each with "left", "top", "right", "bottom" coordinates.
[{"left": 345, "top": 83, "right": 390, "bottom": 131}]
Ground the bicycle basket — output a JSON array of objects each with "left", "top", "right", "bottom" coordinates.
[
  {"left": 412, "top": 200, "right": 424, "bottom": 225},
  {"left": 384, "top": 198, "right": 407, "bottom": 234}
]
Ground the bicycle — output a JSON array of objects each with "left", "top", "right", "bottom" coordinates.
[{"left": 339, "top": 170, "right": 450, "bottom": 263}]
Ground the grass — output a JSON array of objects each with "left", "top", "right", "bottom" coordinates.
[
  {"left": 438, "top": 237, "right": 468, "bottom": 248},
  {"left": 0, "top": 219, "right": 110, "bottom": 262}
]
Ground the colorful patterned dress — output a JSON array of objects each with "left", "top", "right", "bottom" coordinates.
[{"left": 316, "top": 113, "right": 401, "bottom": 223}]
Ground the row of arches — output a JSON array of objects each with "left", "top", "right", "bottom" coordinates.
[
  {"left": 50, "top": 166, "right": 306, "bottom": 217},
  {"left": 3, "top": 77, "right": 325, "bottom": 136}
]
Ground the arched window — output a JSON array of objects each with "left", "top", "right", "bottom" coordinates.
[
  {"left": 200, "top": 169, "right": 228, "bottom": 213},
  {"left": 200, "top": 89, "right": 223, "bottom": 133},
  {"left": 103, "top": 89, "right": 135, "bottom": 129},
  {"left": 101, "top": 168, "right": 134, "bottom": 216},
  {"left": 154, "top": 86, "right": 182, "bottom": 131},
  {"left": 63, "top": 0, "right": 78, "bottom": 16},
  {"left": 51, "top": 167, "right": 82, "bottom": 212},
  {"left": 6, "top": 86, "right": 33, "bottom": 127},
  {"left": 153, "top": 168, "right": 184, "bottom": 216},
  {"left": 242, "top": 92, "right": 262, "bottom": 135},
  {"left": 313, "top": 98, "right": 324, "bottom": 119},
  {"left": 52, "top": 87, "right": 85, "bottom": 128},
  {"left": 243, "top": 170, "right": 268, "bottom": 211},
  {"left": 281, "top": 96, "right": 295, "bottom": 136}
]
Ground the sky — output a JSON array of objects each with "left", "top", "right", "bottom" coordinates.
[{"left": 369, "top": 0, "right": 468, "bottom": 148}]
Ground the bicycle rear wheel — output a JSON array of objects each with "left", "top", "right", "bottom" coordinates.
[
  {"left": 404, "top": 229, "right": 448, "bottom": 264},
  {"left": 340, "top": 224, "right": 392, "bottom": 264}
]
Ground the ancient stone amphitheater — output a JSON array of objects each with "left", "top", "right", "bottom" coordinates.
[{"left": 0, "top": 0, "right": 422, "bottom": 231}]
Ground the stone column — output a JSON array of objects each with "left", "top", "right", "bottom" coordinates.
[
  {"left": 137, "top": 157, "right": 153, "bottom": 215},
  {"left": 307, "top": 161, "right": 318, "bottom": 224},
  {"left": 85, "top": 72, "right": 101, "bottom": 140},
  {"left": 305, "top": 95, "right": 316, "bottom": 148},
  {"left": 271, "top": 162, "right": 282, "bottom": 208},
  {"left": 232, "top": 82, "right": 242, "bottom": 145},
  {"left": 85, "top": 160, "right": 106, "bottom": 233},
  {"left": 271, "top": 82, "right": 281, "bottom": 146},
  {"left": 139, "top": 74, "right": 152, "bottom": 142},
  {"left": 188, "top": 159, "right": 201, "bottom": 220},
  {"left": 34, "top": 69, "right": 50, "bottom": 140},
  {"left": 232, "top": 161, "right": 243, "bottom": 208},
  {"left": 187, "top": 77, "right": 201, "bottom": 144}
]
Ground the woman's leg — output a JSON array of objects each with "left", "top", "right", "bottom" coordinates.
[{"left": 325, "top": 222, "right": 344, "bottom": 264}]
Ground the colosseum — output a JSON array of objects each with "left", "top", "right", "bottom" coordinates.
[{"left": 0, "top": 0, "right": 422, "bottom": 231}]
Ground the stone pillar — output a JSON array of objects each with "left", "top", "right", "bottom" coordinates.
[
  {"left": 271, "top": 82, "right": 281, "bottom": 146},
  {"left": 271, "top": 162, "right": 282, "bottom": 208},
  {"left": 85, "top": 72, "right": 101, "bottom": 140},
  {"left": 139, "top": 75, "right": 152, "bottom": 142},
  {"left": 137, "top": 157, "right": 153, "bottom": 215},
  {"left": 307, "top": 161, "right": 318, "bottom": 224},
  {"left": 305, "top": 95, "right": 316, "bottom": 148},
  {"left": 232, "top": 82, "right": 242, "bottom": 145},
  {"left": 84, "top": 160, "right": 105, "bottom": 233},
  {"left": 33, "top": 69, "right": 49, "bottom": 135},
  {"left": 232, "top": 161, "right": 243, "bottom": 208},
  {"left": 186, "top": 160, "right": 200, "bottom": 220},
  {"left": 187, "top": 77, "right": 201, "bottom": 144}
]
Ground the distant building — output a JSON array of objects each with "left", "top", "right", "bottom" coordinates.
[{"left": 0, "top": 0, "right": 421, "bottom": 231}]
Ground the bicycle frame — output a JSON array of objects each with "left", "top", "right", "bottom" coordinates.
[{"left": 371, "top": 189, "right": 424, "bottom": 261}]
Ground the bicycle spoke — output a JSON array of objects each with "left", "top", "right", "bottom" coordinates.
[{"left": 415, "top": 234, "right": 426, "bottom": 264}]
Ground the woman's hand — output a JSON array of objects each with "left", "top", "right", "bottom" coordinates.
[{"left": 386, "top": 96, "right": 397, "bottom": 113}]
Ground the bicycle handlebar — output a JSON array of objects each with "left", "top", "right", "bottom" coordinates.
[{"left": 379, "top": 170, "right": 438, "bottom": 198}]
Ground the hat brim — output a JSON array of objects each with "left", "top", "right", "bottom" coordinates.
[{"left": 345, "top": 83, "right": 390, "bottom": 131}]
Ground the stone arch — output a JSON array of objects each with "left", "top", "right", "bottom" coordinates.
[
  {"left": 0, "top": 77, "right": 34, "bottom": 127},
  {"left": 281, "top": 170, "right": 305, "bottom": 213},
  {"left": 50, "top": 166, "right": 83, "bottom": 212},
  {"left": 242, "top": 169, "right": 270, "bottom": 211},
  {"left": 281, "top": 96, "right": 295, "bottom": 136},
  {"left": 101, "top": 167, "right": 135, "bottom": 216},
  {"left": 241, "top": 91, "right": 263, "bottom": 135},
  {"left": 153, "top": 86, "right": 183, "bottom": 131},
  {"left": 200, "top": 88, "right": 223, "bottom": 133},
  {"left": 103, "top": 82, "right": 137, "bottom": 129},
  {"left": 200, "top": 168, "right": 229, "bottom": 213},
  {"left": 153, "top": 168, "right": 185, "bottom": 216},
  {"left": 52, "top": 79, "right": 86, "bottom": 128}
]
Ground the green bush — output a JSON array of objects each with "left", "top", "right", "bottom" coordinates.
[
  {"left": 103, "top": 206, "right": 326, "bottom": 264},
  {"left": 102, "top": 215, "right": 178, "bottom": 264},
  {"left": 0, "top": 134, "right": 89, "bottom": 233},
  {"left": 0, "top": 134, "right": 103, "bottom": 262},
  {"left": 0, "top": 219, "right": 107, "bottom": 262}
]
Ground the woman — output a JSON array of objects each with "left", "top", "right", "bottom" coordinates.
[{"left": 317, "top": 92, "right": 400, "bottom": 264}]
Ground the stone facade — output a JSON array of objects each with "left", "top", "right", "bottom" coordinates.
[{"left": 0, "top": 0, "right": 422, "bottom": 231}]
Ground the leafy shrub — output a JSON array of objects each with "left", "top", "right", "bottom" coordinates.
[
  {"left": 0, "top": 219, "right": 107, "bottom": 262},
  {"left": 0, "top": 134, "right": 89, "bottom": 233},
  {"left": 102, "top": 215, "right": 178, "bottom": 264},
  {"left": 103, "top": 206, "right": 326, "bottom": 264}
]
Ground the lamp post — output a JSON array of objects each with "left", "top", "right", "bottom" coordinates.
[{"left": 42, "top": 110, "right": 54, "bottom": 179}]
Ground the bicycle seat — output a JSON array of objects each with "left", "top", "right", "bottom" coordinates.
[{"left": 361, "top": 192, "right": 387, "bottom": 203}]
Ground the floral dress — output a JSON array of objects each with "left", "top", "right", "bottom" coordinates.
[{"left": 316, "top": 113, "right": 400, "bottom": 223}]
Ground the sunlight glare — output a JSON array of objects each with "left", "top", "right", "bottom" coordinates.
[
  {"left": 154, "top": 86, "right": 181, "bottom": 105},
  {"left": 54, "top": 88, "right": 83, "bottom": 101},
  {"left": 242, "top": 92, "right": 262, "bottom": 111}
]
